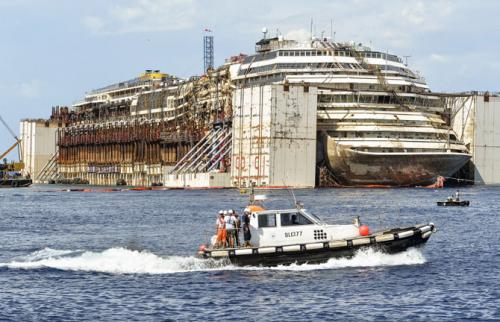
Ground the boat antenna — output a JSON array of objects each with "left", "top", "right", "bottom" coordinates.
[
  {"left": 249, "top": 181, "right": 255, "bottom": 204},
  {"left": 283, "top": 179, "right": 300, "bottom": 209},
  {"left": 310, "top": 18, "right": 313, "bottom": 40},
  {"left": 290, "top": 187, "right": 298, "bottom": 208},
  {"left": 330, "top": 19, "right": 333, "bottom": 39},
  {"left": 403, "top": 55, "right": 411, "bottom": 66}
]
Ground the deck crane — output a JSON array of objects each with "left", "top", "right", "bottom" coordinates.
[
  {"left": 0, "top": 114, "right": 32, "bottom": 187},
  {"left": 0, "top": 114, "right": 22, "bottom": 162}
]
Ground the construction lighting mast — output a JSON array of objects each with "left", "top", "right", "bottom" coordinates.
[{"left": 203, "top": 29, "right": 214, "bottom": 73}]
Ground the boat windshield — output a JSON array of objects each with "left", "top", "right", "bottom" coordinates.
[{"left": 301, "top": 210, "right": 323, "bottom": 224}]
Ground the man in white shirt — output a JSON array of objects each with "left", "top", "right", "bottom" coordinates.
[{"left": 225, "top": 210, "right": 235, "bottom": 248}]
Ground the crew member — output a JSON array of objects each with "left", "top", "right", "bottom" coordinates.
[
  {"left": 215, "top": 211, "right": 226, "bottom": 248},
  {"left": 225, "top": 210, "right": 235, "bottom": 248},
  {"left": 232, "top": 210, "right": 240, "bottom": 247},
  {"left": 242, "top": 209, "right": 252, "bottom": 247}
]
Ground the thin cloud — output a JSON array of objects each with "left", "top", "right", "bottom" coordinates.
[
  {"left": 0, "top": 80, "right": 40, "bottom": 99},
  {"left": 82, "top": 0, "right": 198, "bottom": 34},
  {"left": 400, "top": 0, "right": 453, "bottom": 31},
  {"left": 83, "top": 16, "right": 106, "bottom": 33},
  {"left": 18, "top": 80, "right": 40, "bottom": 98},
  {"left": 284, "top": 29, "right": 311, "bottom": 43},
  {"left": 430, "top": 54, "right": 448, "bottom": 63}
]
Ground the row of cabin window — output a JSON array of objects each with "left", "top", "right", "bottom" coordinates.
[
  {"left": 238, "top": 62, "right": 365, "bottom": 76},
  {"left": 238, "top": 63, "right": 413, "bottom": 78},
  {"left": 350, "top": 147, "right": 463, "bottom": 153},
  {"left": 238, "top": 74, "right": 284, "bottom": 86},
  {"left": 258, "top": 212, "right": 313, "bottom": 228},
  {"left": 90, "top": 78, "right": 151, "bottom": 96},
  {"left": 318, "top": 94, "right": 442, "bottom": 106},
  {"left": 318, "top": 83, "right": 427, "bottom": 92},
  {"left": 276, "top": 50, "right": 401, "bottom": 63},
  {"left": 318, "top": 118, "right": 430, "bottom": 126},
  {"left": 329, "top": 131, "right": 451, "bottom": 140}
]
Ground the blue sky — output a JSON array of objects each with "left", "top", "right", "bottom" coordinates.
[{"left": 1, "top": 0, "right": 499, "bottom": 155}]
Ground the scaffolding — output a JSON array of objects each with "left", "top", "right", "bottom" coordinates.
[
  {"left": 53, "top": 65, "right": 232, "bottom": 186},
  {"left": 204, "top": 31, "right": 214, "bottom": 72}
]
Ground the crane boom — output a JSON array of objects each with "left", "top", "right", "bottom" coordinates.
[
  {"left": 0, "top": 114, "right": 23, "bottom": 162},
  {"left": 0, "top": 114, "right": 20, "bottom": 142},
  {"left": 0, "top": 141, "right": 20, "bottom": 161}
]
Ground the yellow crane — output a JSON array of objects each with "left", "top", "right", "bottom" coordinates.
[
  {"left": 0, "top": 141, "right": 20, "bottom": 161},
  {"left": 0, "top": 114, "right": 24, "bottom": 170}
]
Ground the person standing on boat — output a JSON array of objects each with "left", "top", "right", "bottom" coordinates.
[
  {"left": 215, "top": 211, "right": 226, "bottom": 248},
  {"left": 242, "top": 209, "right": 252, "bottom": 247},
  {"left": 232, "top": 210, "right": 240, "bottom": 247},
  {"left": 455, "top": 190, "right": 460, "bottom": 201},
  {"left": 225, "top": 210, "right": 236, "bottom": 248}
]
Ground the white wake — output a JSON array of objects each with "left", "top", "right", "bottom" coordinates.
[{"left": 0, "top": 247, "right": 426, "bottom": 274}]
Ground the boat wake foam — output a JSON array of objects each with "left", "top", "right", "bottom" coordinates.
[{"left": 0, "top": 247, "right": 426, "bottom": 274}]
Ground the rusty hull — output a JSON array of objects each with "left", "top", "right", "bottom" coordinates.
[{"left": 325, "top": 136, "right": 471, "bottom": 187}]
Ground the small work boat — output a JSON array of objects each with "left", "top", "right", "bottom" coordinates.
[
  {"left": 198, "top": 196, "right": 436, "bottom": 266},
  {"left": 437, "top": 200, "right": 470, "bottom": 207},
  {"left": 0, "top": 178, "right": 32, "bottom": 188},
  {"left": 437, "top": 190, "right": 470, "bottom": 207},
  {"left": 0, "top": 163, "right": 32, "bottom": 188}
]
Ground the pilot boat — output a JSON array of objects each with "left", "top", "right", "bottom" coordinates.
[{"left": 197, "top": 203, "right": 436, "bottom": 267}]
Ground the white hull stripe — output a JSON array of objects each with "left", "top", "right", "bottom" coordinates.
[
  {"left": 419, "top": 226, "right": 431, "bottom": 234},
  {"left": 205, "top": 224, "right": 434, "bottom": 258},
  {"left": 422, "top": 231, "right": 432, "bottom": 239},
  {"left": 375, "top": 234, "right": 394, "bottom": 242}
]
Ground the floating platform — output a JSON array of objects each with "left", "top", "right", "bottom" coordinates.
[{"left": 0, "top": 178, "right": 32, "bottom": 188}]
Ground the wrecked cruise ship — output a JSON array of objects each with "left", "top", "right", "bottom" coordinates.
[
  {"left": 231, "top": 35, "right": 470, "bottom": 187},
  {"left": 21, "top": 31, "right": 470, "bottom": 188}
]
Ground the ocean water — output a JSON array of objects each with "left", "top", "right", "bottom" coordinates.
[{"left": 0, "top": 185, "right": 498, "bottom": 321}]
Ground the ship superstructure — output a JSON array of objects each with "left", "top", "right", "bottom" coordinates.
[{"left": 228, "top": 36, "right": 470, "bottom": 186}]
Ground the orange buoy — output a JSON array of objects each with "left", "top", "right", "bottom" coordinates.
[{"left": 359, "top": 225, "right": 370, "bottom": 236}]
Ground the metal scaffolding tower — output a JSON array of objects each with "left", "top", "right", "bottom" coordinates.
[{"left": 203, "top": 29, "right": 214, "bottom": 72}]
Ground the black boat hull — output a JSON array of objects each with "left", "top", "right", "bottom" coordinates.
[
  {"left": 437, "top": 201, "right": 469, "bottom": 206},
  {"left": 199, "top": 224, "right": 435, "bottom": 267},
  {"left": 0, "top": 179, "right": 32, "bottom": 188}
]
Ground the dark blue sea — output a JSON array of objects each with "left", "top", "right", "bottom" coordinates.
[{"left": 0, "top": 185, "right": 498, "bottom": 321}]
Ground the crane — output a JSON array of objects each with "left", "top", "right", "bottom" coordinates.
[{"left": 0, "top": 114, "right": 22, "bottom": 162}]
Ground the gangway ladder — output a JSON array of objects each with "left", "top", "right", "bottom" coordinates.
[
  {"left": 170, "top": 127, "right": 232, "bottom": 175},
  {"left": 188, "top": 130, "right": 232, "bottom": 173},
  {"left": 36, "top": 151, "right": 61, "bottom": 183},
  {"left": 170, "top": 128, "right": 222, "bottom": 173}
]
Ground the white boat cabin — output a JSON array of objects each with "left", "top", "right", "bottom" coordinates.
[{"left": 248, "top": 208, "right": 361, "bottom": 247}]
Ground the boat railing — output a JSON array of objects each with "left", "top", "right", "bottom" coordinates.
[{"left": 203, "top": 227, "right": 252, "bottom": 250}]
